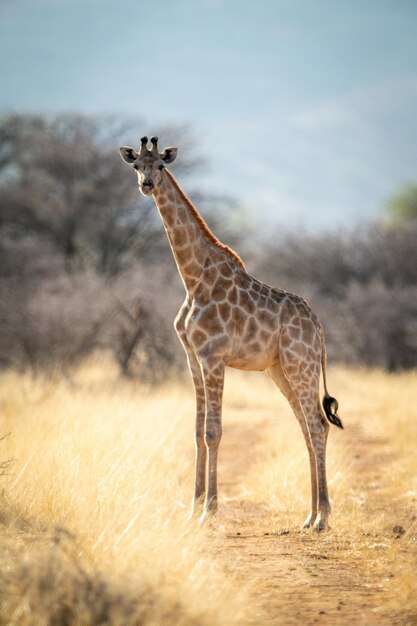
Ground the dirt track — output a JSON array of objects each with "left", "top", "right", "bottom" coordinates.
[{"left": 209, "top": 404, "right": 417, "bottom": 626}]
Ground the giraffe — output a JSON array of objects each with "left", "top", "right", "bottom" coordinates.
[{"left": 119, "top": 136, "right": 343, "bottom": 532}]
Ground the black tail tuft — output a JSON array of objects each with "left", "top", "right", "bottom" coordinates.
[{"left": 323, "top": 395, "right": 344, "bottom": 429}]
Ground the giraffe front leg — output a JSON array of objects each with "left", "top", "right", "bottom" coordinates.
[
  {"left": 187, "top": 354, "right": 207, "bottom": 518},
  {"left": 174, "top": 303, "right": 207, "bottom": 519},
  {"left": 199, "top": 357, "right": 225, "bottom": 524}
]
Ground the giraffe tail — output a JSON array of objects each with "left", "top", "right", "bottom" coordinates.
[
  {"left": 322, "top": 395, "right": 343, "bottom": 429},
  {"left": 320, "top": 327, "right": 344, "bottom": 429}
]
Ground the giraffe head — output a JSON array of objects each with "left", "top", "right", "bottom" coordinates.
[{"left": 119, "top": 136, "right": 178, "bottom": 196}]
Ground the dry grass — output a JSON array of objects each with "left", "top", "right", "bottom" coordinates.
[
  {"left": 236, "top": 367, "right": 417, "bottom": 623},
  {"left": 0, "top": 358, "right": 416, "bottom": 625},
  {"left": 0, "top": 359, "right": 250, "bottom": 626}
]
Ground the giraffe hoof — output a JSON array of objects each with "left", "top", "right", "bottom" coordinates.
[
  {"left": 188, "top": 507, "right": 201, "bottom": 521},
  {"left": 301, "top": 513, "right": 316, "bottom": 529},
  {"left": 198, "top": 510, "right": 216, "bottom": 525},
  {"left": 313, "top": 514, "right": 330, "bottom": 532},
  {"left": 199, "top": 500, "right": 218, "bottom": 525},
  {"left": 188, "top": 498, "right": 205, "bottom": 520}
]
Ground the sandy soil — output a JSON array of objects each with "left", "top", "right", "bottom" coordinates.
[{"left": 209, "top": 404, "right": 417, "bottom": 626}]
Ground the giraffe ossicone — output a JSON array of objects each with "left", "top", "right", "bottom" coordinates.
[{"left": 120, "top": 136, "right": 343, "bottom": 531}]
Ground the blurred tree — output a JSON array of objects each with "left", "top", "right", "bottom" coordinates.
[
  {"left": 252, "top": 220, "right": 417, "bottom": 371},
  {"left": 0, "top": 114, "right": 200, "bottom": 276},
  {"left": 0, "top": 112, "right": 248, "bottom": 376},
  {"left": 386, "top": 184, "right": 417, "bottom": 222},
  {"left": 2, "top": 113, "right": 415, "bottom": 374}
]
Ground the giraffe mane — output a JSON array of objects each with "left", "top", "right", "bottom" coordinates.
[{"left": 163, "top": 168, "right": 246, "bottom": 270}]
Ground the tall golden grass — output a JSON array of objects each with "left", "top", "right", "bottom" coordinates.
[{"left": 0, "top": 358, "right": 416, "bottom": 624}]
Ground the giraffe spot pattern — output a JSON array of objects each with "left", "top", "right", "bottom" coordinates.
[
  {"left": 218, "top": 262, "right": 231, "bottom": 277},
  {"left": 239, "top": 289, "right": 256, "bottom": 314},
  {"left": 231, "top": 306, "right": 246, "bottom": 331},
  {"left": 246, "top": 317, "right": 258, "bottom": 340},
  {"left": 229, "top": 286, "right": 238, "bottom": 304},
  {"left": 218, "top": 302, "right": 231, "bottom": 322},
  {"left": 203, "top": 303, "right": 223, "bottom": 335},
  {"left": 172, "top": 229, "right": 188, "bottom": 247},
  {"left": 191, "top": 329, "right": 208, "bottom": 346},
  {"left": 176, "top": 248, "right": 192, "bottom": 265}
]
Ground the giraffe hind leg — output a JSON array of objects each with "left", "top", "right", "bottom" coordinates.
[
  {"left": 267, "top": 361, "right": 319, "bottom": 529},
  {"left": 276, "top": 354, "right": 332, "bottom": 531}
]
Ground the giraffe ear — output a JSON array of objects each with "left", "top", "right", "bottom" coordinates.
[
  {"left": 119, "top": 146, "right": 138, "bottom": 164},
  {"left": 161, "top": 147, "right": 178, "bottom": 164}
]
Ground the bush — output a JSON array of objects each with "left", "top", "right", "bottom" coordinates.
[{"left": 252, "top": 222, "right": 417, "bottom": 370}]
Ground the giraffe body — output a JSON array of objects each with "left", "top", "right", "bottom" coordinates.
[
  {"left": 178, "top": 263, "right": 319, "bottom": 374},
  {"left": 120, "top": 137, "right": 343, "bottom": 531}
]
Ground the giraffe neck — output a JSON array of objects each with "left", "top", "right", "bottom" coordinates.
[{"left": 152, "top": 169, "right": 244, "bottom": 292}]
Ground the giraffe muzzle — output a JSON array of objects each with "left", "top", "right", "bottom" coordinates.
[{"left": 142, "top": 179, "right": 154, "bottom": 193}]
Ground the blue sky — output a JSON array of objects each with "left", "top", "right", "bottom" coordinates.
[{"left": 1, "top": 0, "right": 416, "bottom": 229}]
